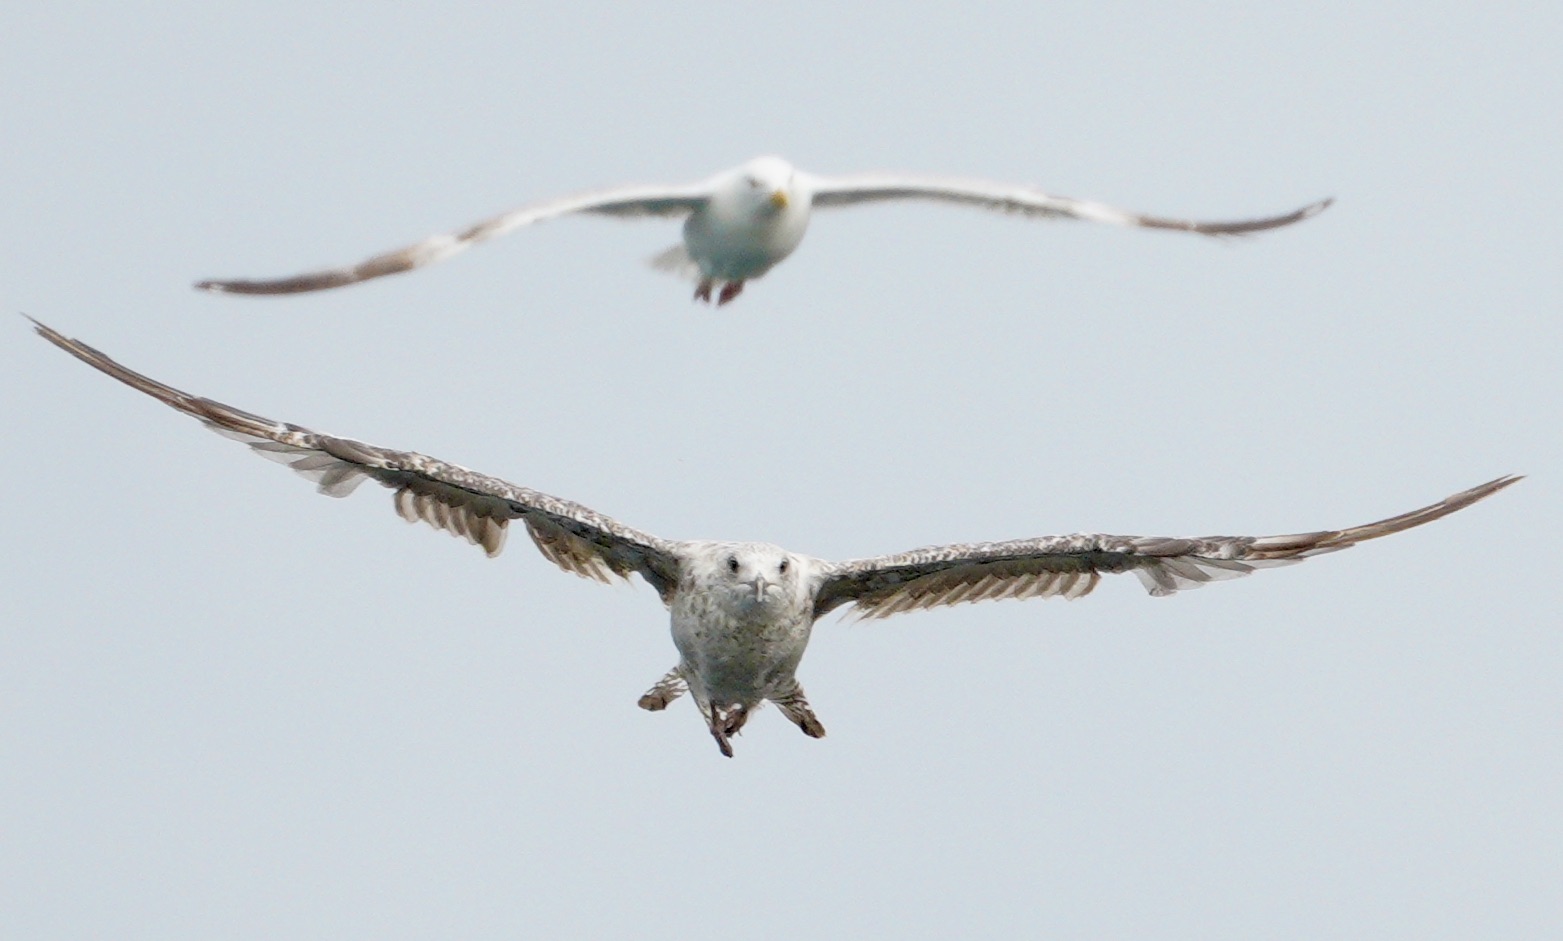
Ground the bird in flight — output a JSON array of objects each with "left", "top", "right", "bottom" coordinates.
[
  {"left": 33, "top": 320, "right": 1509, "bottom": 756},
  {"left": 195, "top": 155, "right": 1333, "bottom": 306}
]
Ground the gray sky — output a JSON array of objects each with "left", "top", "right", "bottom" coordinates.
[{"left": 2, "top": 3, "right": 1558, "bottom": 938}]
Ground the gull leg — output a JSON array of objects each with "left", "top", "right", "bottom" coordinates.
[
  {"left": 721, "top": 703, "right": 750, "bottom": 736},
  {"left": 772, "top": 682, "right": 826, "bottom": 739},
  {"left": 707, "top": 702, "right": 749, "bottom": 758},
  {"left": 709, "top": 726, "right": 734, "bottom": 758},
  {"left": 694, "top": 279, "right": 714, "bottom": 304},
  {"left": 636, "top": 668, "right": 687, "bottom": 711},
  {"left": 716, "top": 281, "right": 745, "bottom": 305}
]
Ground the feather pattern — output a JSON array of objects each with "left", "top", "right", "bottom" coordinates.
[
  {"left": 31, "top": 319, "right": 681, "bottom": 600},
  {"left": 32, "top": 318, "right": 1518, "bottom": 756},
  {"left": 814, "top": 475, "right": 1520, "bottom": 620}
]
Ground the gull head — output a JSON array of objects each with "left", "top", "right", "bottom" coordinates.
[
  {"left": 730, "top": 155, "right": 801, "bottom": 214},
  {"left": 689, "top": 157, "right": 814, "bottom": 282},
  {"left": 686, "top": 541, "right": 814, "bottom": 612}
]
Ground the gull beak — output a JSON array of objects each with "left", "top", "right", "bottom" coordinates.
[
  {"left": 748, "top": 575, "right": 772, "bottom": 603},
  {"left": 769, "top": 189, "right": 789, "bottom": 210}
]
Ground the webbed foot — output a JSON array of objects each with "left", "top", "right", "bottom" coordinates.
[
  {"left": 773, "top": 684, "right": 826, "bottom": 739},
  {"left": 716, "top": 281, "right": 745, "bottom": 305},
  {"left": 637, "top": 668, "right": 687, "bottom": 711}
]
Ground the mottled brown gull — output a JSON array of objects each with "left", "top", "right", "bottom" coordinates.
[{"left": 33, "top": 320, "right": 1511, "bottom": 757}]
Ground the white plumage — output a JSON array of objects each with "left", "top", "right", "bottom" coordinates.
[{"left": 195, "top": 155, "right": 1332, "bottom": 306}]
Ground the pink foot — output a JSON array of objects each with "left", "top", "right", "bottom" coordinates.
[
  {"left": 716, "top": 281, "right": 745, "bottom": 305},
  {"left": 694, "top": 280, "right": 714, "bottom": 303}
]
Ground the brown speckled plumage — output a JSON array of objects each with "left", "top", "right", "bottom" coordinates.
[{"left": 34, "top": 319, "right": 1516, "bottom": 756}]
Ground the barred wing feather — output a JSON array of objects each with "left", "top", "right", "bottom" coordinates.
[
  {"left": 31, "top": 319, "right": 682, "bottom": 601},
  {"left": 814, "top": 476, "right": 1519, "bottom": 621}
]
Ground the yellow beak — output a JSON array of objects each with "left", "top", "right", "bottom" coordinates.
[{"left": 770, "top": 189, "right": 789, "bottom": 209}]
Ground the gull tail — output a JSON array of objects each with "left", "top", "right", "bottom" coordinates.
[{"left": 648, "top": 244, "right": 700, "bottom": 281}]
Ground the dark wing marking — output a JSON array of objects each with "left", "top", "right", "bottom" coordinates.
[
  {"left": 195, "top": 183, "right": 710, "bottom": 295},
  {"left": 31, "top": 318, "right": 682, "bottom": 602},
  {"left": 813, "top": 476, "right": 1519, "bottom": 620},
  {"left": 806, "top": 172, "right": 1332, "bottom": 235}
]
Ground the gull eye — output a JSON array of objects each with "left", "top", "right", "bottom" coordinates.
[
  {"left": 778, "top": 559, "right": 789, "bottom": 574},
  {"left": 745, "top": 175, "right": 761, "bottom": 188},
  {"left": 727, "top": 556, "right": 739, "bottom": 574}
]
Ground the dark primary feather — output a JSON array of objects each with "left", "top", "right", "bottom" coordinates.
[
  {"left": 30, "top": 318, "right": 682, "bottom": 601},
  {"left": 813, "top": 475, "right": 1520, "bottom": 620}
]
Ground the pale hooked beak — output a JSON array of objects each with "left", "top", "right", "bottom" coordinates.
[
  {"left": 747, "top": 575, "right": 773, "bottom": 603},
  {"left": 769, "top": 189, "right": 789, "bottom": 209}
]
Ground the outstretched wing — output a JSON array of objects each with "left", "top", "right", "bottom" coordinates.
[
  {"left": 813, "top": 477, "right": 1518, "bottom": 621},
  {"left": 32, "top": 319, "right": 683, "bottom": 602},
  {"left": 805, "top": 172, "right": 1332, "bottom": 235},
  {"left": 195, "top": 182, "right": 710, "bottom": 295}
]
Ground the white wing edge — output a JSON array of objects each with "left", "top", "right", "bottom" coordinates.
[
  {"left": 194, "top": 181, "right": 712, "bottom": 295},
  {"left": 806, "top": 171, "right": 1333, "bottom": 235}
]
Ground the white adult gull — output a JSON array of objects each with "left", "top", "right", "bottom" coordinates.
[
  {"left": 33, "top": 320, "right": 1511, "bottom": 757},
  {"left": 195, "top": 156, "right": 1333, "bottom": 306}
]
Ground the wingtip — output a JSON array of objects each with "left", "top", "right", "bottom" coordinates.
[
  {"left": 193, "top": 280, "right": 229, "bottom": 293},
  {"left": 1429, "top": 474, "right": 1523, "bottom": 519},
  {"left": 22, "top": 313, "right": 61, "bottom": 343},
  {"left": 1479, "top": 473, "right": 1525, "bottom": 495},
  {"left": 1304, "top": 196, "right": 1335, "bottom": 217}
]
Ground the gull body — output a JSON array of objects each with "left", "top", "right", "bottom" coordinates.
[
  {"left": 196, "top": 155, "right": 1331, "bottom": 306},
  {"left": 657, "top": 541, "right": 825, "bottom": 753},
  {"left": 675, "top": 157, "right": 811, "bottom": 304},
  {"left": 32, "top": 321, "right": 1511, "bottom": 757}
]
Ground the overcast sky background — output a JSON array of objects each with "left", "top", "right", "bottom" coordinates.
[{"left": 2, "top": 3, "right": 1558, "bottom": 939}]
